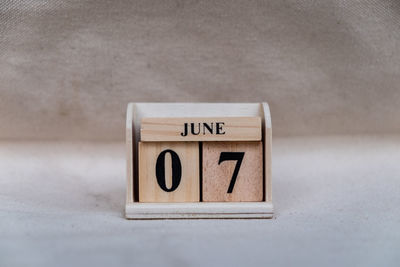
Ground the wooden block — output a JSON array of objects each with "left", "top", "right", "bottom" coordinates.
[
  {"left": 138, "top": 142, "right": 200, "bottom": 202},
  {"left": 202, "top": 141, "right": 263, "bottom": 202},
  {"left": 140, "top": 117, "right": 261, "bottom": 142}
]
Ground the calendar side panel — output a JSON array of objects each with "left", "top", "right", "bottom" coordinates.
[
  {"left": 126, "top": 103, "right": 134, "bottom": 205},
  {"left": 262, "top": 103, "right": 272, "bottom": 203}
]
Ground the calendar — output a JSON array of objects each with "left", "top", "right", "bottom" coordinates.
[{"left": 125, "top": 103, "right": 273, "bottom": 219}]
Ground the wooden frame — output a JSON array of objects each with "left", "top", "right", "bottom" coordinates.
[{"left": 125, "top": 103, "right": 273, "bottom": 219}]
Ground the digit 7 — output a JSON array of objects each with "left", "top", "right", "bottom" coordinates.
[{"left": 218, "top": 152, "right": 245, "bottom": 193}]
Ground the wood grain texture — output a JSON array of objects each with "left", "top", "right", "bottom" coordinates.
[
  {"left": 140, "top": 117, "right": 261, "bottom": 142},
  {"left": 202, "top": 141, "right": 263, "bottom": 202},
  {"left": 138, "top": 142, "right": 200, "bottom": 202}
]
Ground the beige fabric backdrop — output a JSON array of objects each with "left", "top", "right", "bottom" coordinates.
[
  {"left": 1, "top": 2, "right": 400, "bottom": 266},
  {"left": 1, "top": 0, "right": 400, "bottom": 140}
]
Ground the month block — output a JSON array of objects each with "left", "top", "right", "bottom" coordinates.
[
  {"left": 202, "top": 141, "right": 263, "bottom": 202},
  {"left": 140, "top": 117, "right": 261, "bottom": 142},
  {"left": 138, "top": 141, "right": 200, "bottom": 202}
]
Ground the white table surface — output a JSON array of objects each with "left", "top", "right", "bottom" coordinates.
[{"left": 1, "top": 135, "right": 399, "bottom": 267}]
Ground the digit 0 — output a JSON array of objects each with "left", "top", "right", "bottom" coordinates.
[{"left": 155, "top": 149, "right": 182, "bottom": 192}]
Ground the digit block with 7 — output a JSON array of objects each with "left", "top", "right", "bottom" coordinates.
[
  {"left": 138, "top": 142, "right": 200, "bottom": 202},
  {"left": 202, "top": 141, "right": 263, "bottom": 202}
]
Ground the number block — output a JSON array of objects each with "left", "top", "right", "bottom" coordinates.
[
  {"left": 138, "top": 142, "right": 200, "bottom": 202},
  {"left": 202, "top": 141, "right": 263, "bottom": 202}
]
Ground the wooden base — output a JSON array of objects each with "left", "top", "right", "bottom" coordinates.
[{"left": 126, "top": 202, "right": 273, "bottom": 219}]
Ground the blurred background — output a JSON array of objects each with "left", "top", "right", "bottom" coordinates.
[
  {"left": 1, "top": 0, "right": 399, "bottom": 140},
  {"left": 1, "top": 1, "right": 399, "bottom": 267}
]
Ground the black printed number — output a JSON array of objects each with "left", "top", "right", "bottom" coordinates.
[
  {"left": 155, "top": 149, "right": 182, "bottom": 192},
  {"left": 218, "top": 152, "right": 245, "bottom": 193}
]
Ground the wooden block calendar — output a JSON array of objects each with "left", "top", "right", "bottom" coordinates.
[{"left": 126, "top": 103, "right": 273, "bottom": 219}]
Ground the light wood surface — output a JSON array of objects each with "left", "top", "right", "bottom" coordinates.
[
  {"left": 138, "top": 141, "right": 200, "bottom": 202},
  {"left": 202, "top": 141, "right": 263, "bottom": 202},
  {"left": 140, "top": 117, "right": 261, "bottom": 142}
]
